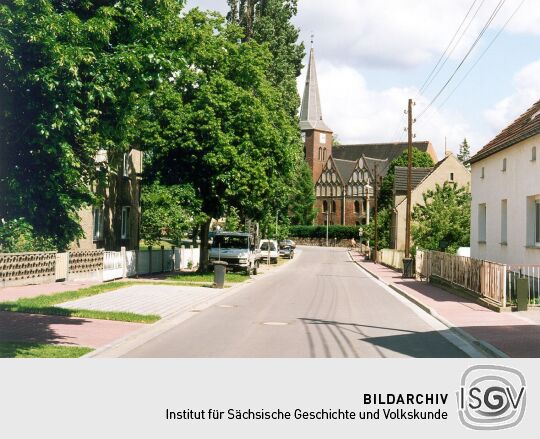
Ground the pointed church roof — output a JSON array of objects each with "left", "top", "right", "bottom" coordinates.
[{"left": 300, "top": 48, "right": 332, "bottom": 132}]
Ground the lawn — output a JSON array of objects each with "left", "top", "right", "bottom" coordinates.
[
  {"left": 166, "top": 272, "right": 251, "bottom": 283},
  {"left": 0, "top": 281, "right": 160, "bottom": 324},
  {"left": 0, "top": 341, "right": 92, "bottom": 358}
]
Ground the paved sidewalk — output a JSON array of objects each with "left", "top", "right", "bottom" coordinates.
[
  {"left": 350, "top": 252, "right": 540, "bottom": 357},
  {"left": 0, "top": 311, "right": 144, "bottom": 349},
  {"left": 0, "top": 281, "right": 97, "bottom": 302},
  {"left": 59, "top": 284, "right": 239, "bottom": 318}
]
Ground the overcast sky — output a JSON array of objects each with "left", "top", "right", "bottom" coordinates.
[{"left": 185, "top": 0, "right": 540, "bottom": 158}]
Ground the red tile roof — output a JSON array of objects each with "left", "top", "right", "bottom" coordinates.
[{"left": 470, "top": 99, "right": 540, "bottom": 164}]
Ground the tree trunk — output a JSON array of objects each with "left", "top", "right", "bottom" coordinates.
[{"left": 198, "top": 218, "right": 212, "bottom": 273}]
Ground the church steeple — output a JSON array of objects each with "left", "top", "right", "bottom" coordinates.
[
  {"left": 300, "top": 43, "right": 333, "bottom": 183},
  {"left": 300, "top": 46, "right": 331, "bottom": 132}
]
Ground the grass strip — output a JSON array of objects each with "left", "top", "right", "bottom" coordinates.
[
  {"left": 0, "top": 281, "right": 160, "bottom": 323},
  {"left": 0, "top": 341, "right": 93, "bottom": 358},
  {"left": 166, "top": 272, "right": 250, "bottom": 283}
]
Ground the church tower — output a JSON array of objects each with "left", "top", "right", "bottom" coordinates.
[{"left": 300, "top": 46, "right": 333, "bottom": 183}]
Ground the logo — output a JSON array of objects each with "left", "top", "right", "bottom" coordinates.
[{"left": 457, "top": 365, "right": 526, "bottom": 430}]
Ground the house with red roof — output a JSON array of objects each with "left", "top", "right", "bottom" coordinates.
[{"left": 469, "top": 99, "right": 540, "bottom": 265}]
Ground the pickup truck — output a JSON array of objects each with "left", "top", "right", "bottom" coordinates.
[{"left": 209, "top": 231, "right": 261, "bottom": 275}]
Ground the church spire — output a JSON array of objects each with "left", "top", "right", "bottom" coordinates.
[{"left": 300, "top": 45, "right": 331, "bottom": 132}]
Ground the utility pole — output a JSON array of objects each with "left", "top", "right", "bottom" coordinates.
[
  {"left": 373, "top": 163, "right": 379, "bottom": 263},
  {"left": 403, "top": 98, "right": 414, "bottom": 278},
  {"left": 325, "top": 211, "right": 329, "bottom": 247}
]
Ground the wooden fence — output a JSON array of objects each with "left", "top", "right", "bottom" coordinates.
[{"left": 416, "top": 250, "right": 506, "bottom": 306}]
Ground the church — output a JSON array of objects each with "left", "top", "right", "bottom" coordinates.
[{"left": 299, "top": 47, "right": 438, "bottom": 226}]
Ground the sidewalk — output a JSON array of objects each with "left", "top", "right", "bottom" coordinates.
[
  {"left": 350, "top": 252, "right": 540, "bottom": 358},
  {"left": 0, "top": 281, "right": 98, "bottom": 302}
]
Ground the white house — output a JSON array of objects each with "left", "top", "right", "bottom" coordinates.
[{"left": 470, "top": 99, "right": 540, "bottom": 265}]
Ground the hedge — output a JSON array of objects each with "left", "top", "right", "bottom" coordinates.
[{"left": 289, "top": 225, "right": 361, "bottom": 240}]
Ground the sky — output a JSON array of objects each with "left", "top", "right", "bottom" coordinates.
[{"left": 185, "top": 0, "right": 540, "bottom": 158}]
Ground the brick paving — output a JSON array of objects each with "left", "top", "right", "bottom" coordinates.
[
  {"left": 350, "top": 252, "right": 540, "bottom": 357},
  {"left": 0, "top": 281, "right": 97, "bottom": 302},
  {"left": 0, "top": 311, "right": 144, "bottom": 348},
  {"left": 58, "top": 284, "right": 232, "bottom": 318}
]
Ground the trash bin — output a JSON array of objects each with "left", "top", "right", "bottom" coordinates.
[
  {"left": 516, "top": 278, "right": 529, "bottom": 311},
  {"left": 402, "top": 258, "right": 414, "bottom": 279},
  {"left": 213, "top": 261, "right": 228, "bottom": 289}
]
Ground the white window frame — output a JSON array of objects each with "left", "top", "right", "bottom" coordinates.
[
  {"left": 320, "top": 133, "right": 326, "bottom": 144},
  {"left": 121, "top": 206, "right": 130, "bottom": 239},
  {"left": 123, "top": 152, "right": 129, "bottom": 177},
  {"left": 536, "top": 200, "right": 540, "bottom": 246},
  {"left": 500, "top": 199, "right": 507, "bottom": 245},
  {"left": 478, "top": 203, "right": 487, "bottom": 243},
  {"left": 92, "top": 206, "right": 104, "bottom": 241}
]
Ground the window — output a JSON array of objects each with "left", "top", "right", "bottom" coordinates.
[
  {"left": 123, "top": 153, "right": 129, "bottom": 177},
  {"left": 478, "top": 204, "right": 487, "bottom": 243},
  {"left": 322, "top": 148, "right": 327, "bottom": 161},
  {"left": 449, "top": 172, "right": 454, "bottom": 181},
  {"left": 92, "top": 207, "right": 104, "bottom": 241},
  {"left": 502, "top": 158, "right": 507, "bottom": 172},
  {"left": 322, "top": 200, "right": 328, "bottom": 213},
  {"left": 320, "top": 133, "right": 326, "bottom": 144},
  {"left": 536, "top": 201, "right": 540, "bottom": 246},
  {"left": 532, "top": 146, "right": 537, "bottom": 162},
  {"left": 354, "top": 200, "right": 360, "bottom": 214},
  {"left": 481, "top": 167, "right": 485, "bottom": 179},
  {"left": 301, "top": 132, "right": 306, "bottom": 143},
  {"left": 362, "top": 199, "right": 367, "bottom": 213},
  {"left": 332, "top": 200, "right": 337, "bottom": 213},
  {"left": 318, "top": 147, "right": 322, "bottom": 161},
  {"left": 501, "top": 200, "right": 507, "bottom": 245},
  {"left": 121, "top": 206, "right": 130, "bottom": 239}
]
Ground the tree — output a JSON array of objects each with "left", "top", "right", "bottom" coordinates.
[
  {"left": 289, "top": 162, "right": 317, "bottom": 225},
  {"left": 0, "top": 0, "right": 187, "bottom": 249},
  {"left": 458, "top": 138, "right": 471, "bottom": 167},
  {"left": 412, "top": 182, "right": 471, "bottom": 253},
  {"left": 143, "top": 11, "right": 300, "bottom": 271},
  {"left": 140, "top": 182, "right": 204, "bottom": 247}
]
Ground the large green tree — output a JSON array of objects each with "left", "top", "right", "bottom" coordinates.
[
  {"left": 142, "top": 11, "right": 299, "bottom": 270},
  {"left": 0, "top": 0, "right": 187, "bottom": 249},
  {"left": 289, "top": 162, "right": 316, "bottom": 225},
  {"left": 412, "top": 182, "right": 471, "bottom": 253},
  {"left": 458, "top": 138, "right": 471, "bottom": 168}
]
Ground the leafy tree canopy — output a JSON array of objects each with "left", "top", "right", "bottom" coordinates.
[
  {"left": 289, "top": 162, "right": 316, "bottom": 225},
  {"left": 412, "top": 182, "right": 471, "bottom": 253}
]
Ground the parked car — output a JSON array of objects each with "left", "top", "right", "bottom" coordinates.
[
  {"left": 259, "top": 239, "right": 279, "bottom": 264},
  {"left": 278, "top": 239, "right": 296, "bottom": 249},
  {"left": 209, "top": 231, "right": 261, "bottom": 274},
  {"left": 279, "top": 245, "right": 294, "bottom": 259}
]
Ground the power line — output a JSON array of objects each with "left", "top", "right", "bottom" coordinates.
[
  {"left": 418, "top": 0, "right": 481, "bottom": 96},
  {"left": 417, "top": 0, "right": 507, "bottom": 120},
  {"left": 435, "top": 0, "right": 527, "bottom": 113}
]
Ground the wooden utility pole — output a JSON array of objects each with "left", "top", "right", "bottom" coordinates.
[
  {"left": 405, "top": 98, "right": 413, "bottom": 259},
  {"left": 373, "top": 163, "right": 379, "bottom": 263}
]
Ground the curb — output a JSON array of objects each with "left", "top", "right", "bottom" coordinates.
[
  {"left": 84, "top": 250, "right": 303, "bottom": 358},
  {"left": 349, "top": 252, "right": 509, "bottom": 359}
]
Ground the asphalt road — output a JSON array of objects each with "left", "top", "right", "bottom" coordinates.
[{"left": 124, "top": 246, "right": 468, "bottom": 358}]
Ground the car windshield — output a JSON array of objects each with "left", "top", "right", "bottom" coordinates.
[
  {"left": 260, "top": 242, "right": 276, "bottom": 251},
  {"left": 212, "top": 235, "right": 249, "bottom": 249}
]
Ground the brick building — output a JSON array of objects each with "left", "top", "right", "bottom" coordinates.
[{"left": 300, "top": 47, "right": 438, "bottom": 226}]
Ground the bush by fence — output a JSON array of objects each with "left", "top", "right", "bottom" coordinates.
[{"left": 289, "top": 225, "right": 361, "bottom": 240}]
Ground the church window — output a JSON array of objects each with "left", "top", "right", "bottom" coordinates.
[
  {"left": 318, "top": 147, "right": 322, "bottom": 161},
  {"left": 323, "top": 148, "right": 327, "bottom": 161},
  {"left": 323, "top": 200, "right": 328, "bottom": 213},
  {"left": 354, "top": 200, "right": 360, "bottom": 214},
  {"left": 332, "top": 200, "right": 337, "bottom": 213},
  {"left": 320, "top": 133, "right": 326, "bottom": 144}
]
